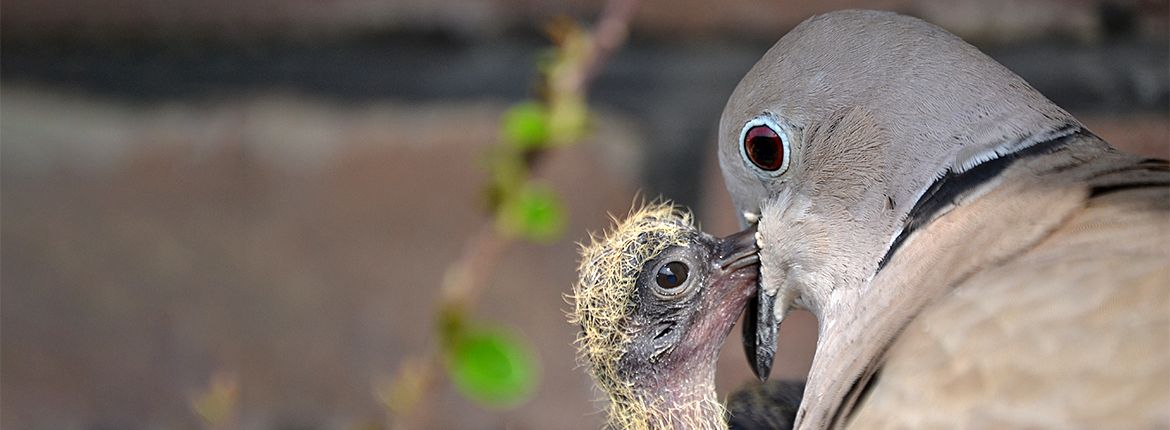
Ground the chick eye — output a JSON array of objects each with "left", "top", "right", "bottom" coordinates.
[
  {"left": 743, "top": 125, "right": 786, "bottom": 171},
  {"left": 656, "top": 261, "right": 689, "bottom": 290}
]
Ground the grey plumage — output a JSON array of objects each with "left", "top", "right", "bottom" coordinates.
[{"left": 717, "top": 10, "right": 1169, "bottom": 430}]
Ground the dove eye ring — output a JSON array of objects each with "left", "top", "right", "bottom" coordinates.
[
  {"left": 653, "top": 260, "right": 692, "bottom": 298},
  {"left": 739, "top": 116, "right": 791, "bottom": 176}
]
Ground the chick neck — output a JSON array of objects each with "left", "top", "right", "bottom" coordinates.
[{"left": 607, "top": 363, "right": 725, "bottom": 430}]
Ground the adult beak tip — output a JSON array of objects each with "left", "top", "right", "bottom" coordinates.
[{"left": 743, "top": 288, "right": 778, "bottom": 381}]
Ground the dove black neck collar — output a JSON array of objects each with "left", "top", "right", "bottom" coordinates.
[{"left": 877, "top": 124, "right": 1088, "bottom": 271}]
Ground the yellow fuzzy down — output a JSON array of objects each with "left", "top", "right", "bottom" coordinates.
[{"left": 568, "top": 202, "right": 698, "bottom": 429}]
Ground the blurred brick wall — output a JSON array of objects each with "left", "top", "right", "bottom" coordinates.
[{"left": 1, "top": 88, "right": 648, "bottom": 429}]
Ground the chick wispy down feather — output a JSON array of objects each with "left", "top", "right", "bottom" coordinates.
[{"left": 568, "top": 202, "right": 696, "bottom": 429}]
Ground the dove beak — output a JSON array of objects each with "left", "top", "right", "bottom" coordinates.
[
  {"left": 745, "top": 280, "right": 777, "bottom": 381},
  {"left": 726, "top": 221, "right": 776, "bottom": 382},
  {"left": 717, "top": 224, "right": 760, "bottom": 273},
  {"left": 714, "top": 224, "right": 778, "bottom": 380}
]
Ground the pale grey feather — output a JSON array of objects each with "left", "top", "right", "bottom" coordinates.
[{"left": 716, "top": 9, "right": 1170, "bottom": 430}]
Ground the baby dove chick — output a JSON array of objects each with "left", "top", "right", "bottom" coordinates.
[{"left": 570, "top": 203, "right": 763, "bottom": 430}]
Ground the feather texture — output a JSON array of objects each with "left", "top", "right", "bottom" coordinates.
[{"left": 715, "top": 9, "right": 1170, "bottom": 430}]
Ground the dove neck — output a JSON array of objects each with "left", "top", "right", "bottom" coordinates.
[{"left": 795, "top": 132, "right": 1101, "bottom": 430}]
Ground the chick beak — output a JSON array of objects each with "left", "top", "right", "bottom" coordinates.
[
  {"left": 717, "top": 224, "right": 759, "bottom": 273},
  {"left": 714, "top": 224, "right": 776, "bottom": 380}
]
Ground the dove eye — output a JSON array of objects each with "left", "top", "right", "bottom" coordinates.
[
  {"left": 740, "top": 118, "right": 790, "bottom": 175},
  {"left": 656, "top": 261, "right": 689, "bottom": 290}
]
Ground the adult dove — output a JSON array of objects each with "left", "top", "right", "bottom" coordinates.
[{"left": 718, "top": 10, "right": 1169, "bottom": 430}]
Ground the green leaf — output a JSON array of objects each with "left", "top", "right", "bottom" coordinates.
[
  {"left": 501, "top": 102, "right": 550, "bottom": 149},
  {"left": 446, "top": 327, "right": 539, "bottom": 408},
  {"left": 495, "top": 182, "right": 566, "bottom": 243}
]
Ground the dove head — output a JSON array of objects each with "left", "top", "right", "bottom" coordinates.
[
  {"left": 717, "top": 9, "right": 1083, "bottom": 377},
  {"left": 570, "top": 202, "right": 760, "bottom": 429}
]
